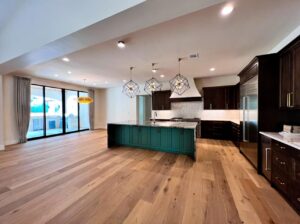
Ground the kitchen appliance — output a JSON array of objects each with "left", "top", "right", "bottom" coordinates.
[{"left": 240, "top": 75, "right": 258, "bottom": 168}]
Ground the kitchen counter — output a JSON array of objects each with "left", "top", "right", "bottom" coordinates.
[
  {"left": 260, "top": 131, "right": 300, "bottom": 150},
  {"left": 110, "top": 121, "right": 198, "bottom": 129},
  {"left": 107, "top": 122, "right": 196, "bottom": 158}
]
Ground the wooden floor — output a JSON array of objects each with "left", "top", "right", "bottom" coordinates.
[{"left": 0, "top": 130, "right": 299, "bottom": 224}]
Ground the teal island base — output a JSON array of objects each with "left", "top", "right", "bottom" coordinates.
[{"left": 107, "top": 122, "right": 196, "bottom": 158}]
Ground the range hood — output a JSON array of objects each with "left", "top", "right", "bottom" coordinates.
[{"left": 170, "top": 78, "right": 202, "bottom": 102}]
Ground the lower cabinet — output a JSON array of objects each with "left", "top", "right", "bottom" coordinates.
[
  {"left": 108, "top": 124, "right": 195, "bottom": 157},
  {"left": 270, "top": 140, "right": 300, "bottom": 214}
]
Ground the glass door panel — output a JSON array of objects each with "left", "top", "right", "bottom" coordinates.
[
  {"left": 27, "top": 85, "right": 44, "bottom": 138},
  {"left": 65, "top": 90, "right": 79, "bottom": 132},
  {"left": 79, "top": 92, "right": 90, "bottom": 130},
  {"left": 45, "top": 87, "right": 63, "bottom": 136}
]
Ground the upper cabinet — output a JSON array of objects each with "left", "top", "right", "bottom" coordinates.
[
  {"left": 152, "top": 90, "right": 171, "bottom": 110},
  {"left": 279, "top": 36, "right": 300, "bottom": 109},
  {"left": 203, "top": 84, "right": 239, "bottom": 110}
]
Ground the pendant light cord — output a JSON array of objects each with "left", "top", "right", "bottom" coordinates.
[
  {"left": 130, "top": 66, "right": 134, "bottom": 80},
  {"left": 178, "top": 58, "right": 182, "bottom": 74}
]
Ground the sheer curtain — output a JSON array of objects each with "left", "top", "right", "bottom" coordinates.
[{"left": 14, "top": 76, "right": 31, "bottom": 143}]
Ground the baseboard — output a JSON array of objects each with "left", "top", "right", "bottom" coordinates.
[{"left": 5, "top": 139, "right": 19, "bottom": 146}]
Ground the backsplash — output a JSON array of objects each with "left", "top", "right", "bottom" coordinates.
[{"left": 152, "top": 102, "right": 240, "bottom": 124}]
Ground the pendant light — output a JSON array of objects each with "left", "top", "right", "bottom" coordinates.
[
  {"left": 169, "top": 58, "right": 190, "bottom": 95},
  {"left": 78, "top": 79, "right": 94, "bottom": 104},
  {"left": 144, "top": 63, "right": 163, "bottom": 95},
  {"left": 122, "top": 67, "right": 140, "bottom": 98}
]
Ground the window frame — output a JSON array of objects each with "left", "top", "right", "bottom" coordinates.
[{"left": 28, "top": 84, "right": 90, "bottom": 140}]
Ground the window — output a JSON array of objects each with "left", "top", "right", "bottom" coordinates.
[
  {"left": 27, "top": 85, "right": 44, "bottom": 138},
  {"left": 79, "top": 92, "right": 90, "bottom": 130},
  {"left": 65, "top": 90, "right": 79, "bottom": 132},
  {"left": 45, "top": 87, "right": 63, "bottom": 136},
  {"left": 27, "top": 85, "right": 90, "bottom": 139}
]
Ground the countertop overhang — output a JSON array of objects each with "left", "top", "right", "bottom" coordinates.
[{"left": 108, "top": 121, "right": 198, "bottom": 129}]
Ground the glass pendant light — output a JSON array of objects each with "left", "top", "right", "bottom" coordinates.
[
  {"left": 169, "top": 58, "right": 190, "bottom": 95},
  {"left": 144, "top": 63, "right": 163, "bottom": 95},
  {"left": 122, "top": 67, "right": 140, "bottom": 98},
  {"left": 78, "top": 79, "right": 94, "bottom": 104}
]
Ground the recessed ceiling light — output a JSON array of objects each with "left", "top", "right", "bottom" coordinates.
[
  {"left": 221, "top": 4, "right": 234, "bottom": 16},
  {"left": 210, "top": 68, "right": 216, "bottom": 72},
  {"left": 152, "top": 69, "right": 158, "bottom": 73},
  {"left": 62, "top": 57, "right": 70, "bottom": 62},
  {"left": 160, "top": 74, "right": 165, "bottom": 78},
  {"left": 123, "top": 79, "right": 127, "bottom": 83},
  {"left": 67, "top": 71, "right": 72, "bottom": 74},
  {"left": 54, "top": 74, "right": 59, "bottom": 77},
  {"left": 117, "top": 41, "right": 126, "bottom": 48}
]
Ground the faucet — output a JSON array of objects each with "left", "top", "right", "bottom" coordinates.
[{"left": 153, "top": 112, "right": 157, "bottom": 123}]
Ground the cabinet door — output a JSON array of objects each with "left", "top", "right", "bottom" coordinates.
[
  {"left": 122, "top": 126, "right": 131, "bottom": 145},
  {"left": 225, "top": 86, "right": 237, "bottom": 109},
  {"left": 150, "top": 128, "right": 161, "bottom": 149},
  {"left": 171, "top": 128, "right": 184, "bottom": 153},
  {"left": 203, "top": 87, "right": 226, "bottom": 109},
  {"left": 163, "top": 91, "right": 171, "bottom": 110},
  {"left": 261, "top": 135, "right": 271, "bottom": 181},
  {"left": 140, "top": 127, "right": 150, "bottom": 146},
  {"left": 292, "top": 42, "right": 300, "bottom": 108},
  {"left": 132, "top": 126, "right": 139, "bottom": 145},
  {"left": 161, "top": 128, "right": 172, "bottom": 149},
  {"left": 183, "top": 129, "right": 194, "bottom": 155},
  {"left": 279, "top": 50, "right": 293, "bottom": 108}
]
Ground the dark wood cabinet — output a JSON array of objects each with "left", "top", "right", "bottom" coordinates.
[
  {"left": 271, "top": 140, "right": 300, "bottom": 213},
  {"left": 279, "top": 36, "right": 300, "bottom": 109},
  {"left": 203, "top": 85, "right": 239, "bottom": 110},
  {"left": 152, "top": 90, "right": 171, "bottom": 110},
  {"left": 261, "top": 135, "right": 272, "bottom": 181},
  {"left": 231, "top": 122, "right": 240, "bottom": 148}
]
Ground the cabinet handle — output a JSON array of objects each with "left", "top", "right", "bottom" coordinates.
[
  {"left": 226, "top": 103, "right": 228, "bottom": 109},
  {"left": 265, "top": 148, "right": 271, "bottom": 171},
  {"left": 210, "top": 104, "right": 212, "bottom": 109},
  {"left": 280, "top": 161, "right": 286, "bottom": 165},
  {"left": 290, "top": 92, "right": 294, "bottom": 107},
  {"left": 287, "top": 93, "right": 290, "bottom": 107},
  {"left": 280, "top": 146, "right": 286, "bottom": 150}
]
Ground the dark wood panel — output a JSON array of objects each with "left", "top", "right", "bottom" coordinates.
[{"left": 152, "top": 90, "right": 171, "bottom": 110}]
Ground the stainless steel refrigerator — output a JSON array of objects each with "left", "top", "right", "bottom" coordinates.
[{"left": 240, "top": 75, "right": 258, "bottom": 168}]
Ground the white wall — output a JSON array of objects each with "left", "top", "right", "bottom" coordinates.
[{"left": 0, "top": 75, "right": 4, "bottom": 150}]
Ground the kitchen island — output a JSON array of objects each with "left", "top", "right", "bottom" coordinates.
[{"left": 107, "top": 121, "right": 197, "bottom": 158}]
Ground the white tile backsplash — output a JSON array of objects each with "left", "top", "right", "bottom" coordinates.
[{"left": 152, "top": 102, "right": 240, "bottom": 124}]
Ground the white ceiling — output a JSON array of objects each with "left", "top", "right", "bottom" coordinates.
[{"left": 22, "top": 0, "right": 300, "bottom": 88}]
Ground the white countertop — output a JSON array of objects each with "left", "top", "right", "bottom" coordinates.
[
  {"left": 260, "top": 132, "right": 300, "bottom": 150},
  {"left": 109, "top": 121, "right": 198, "bottom": 129}
]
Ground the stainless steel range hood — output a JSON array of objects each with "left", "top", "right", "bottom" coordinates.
[{"left": 170, "top": 77, "right": 202, "bottom": 102}]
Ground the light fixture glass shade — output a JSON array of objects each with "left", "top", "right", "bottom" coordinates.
[
  {"left": 169, "top": 73, "right": 190, "bottom": 95},
  {"left": 78, "top": 96, "right": 93, "bottom": 104},
  {"left": 122, "top": 80, "right": 140, "bottom": 98},
  {"left": 144, "top": 77, "right": 162, "bottom": 95}
]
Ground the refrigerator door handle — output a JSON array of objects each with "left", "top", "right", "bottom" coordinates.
[{"left": 242, "top": 96, "right": 246, "bottom": 142}]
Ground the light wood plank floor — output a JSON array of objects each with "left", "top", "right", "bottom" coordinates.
[{"left": 0, "top": 130, "right": 299, "bottom": 224}]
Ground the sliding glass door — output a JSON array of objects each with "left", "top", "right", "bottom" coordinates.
[
  {"left": 27, "top": 85, "right": 90, "bottom": 140},
  {"left": 79, "top": 92, "right": 90, "bottom": 130},
  {"left": 65, "top": 90, "right": 79, "bottom": 132},
  {"left": 45, "top": 87, "right": 63, "bottom": 136},
  {"left": 27, "top": 85, "right": 44, "bottom": 139}
]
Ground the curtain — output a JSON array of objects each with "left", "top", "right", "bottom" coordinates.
[
  {"left": 14, "top": 76, "right": 31, "bottom": 143},
  {"left": 88, "top": 89, "right": 95, "bottom": 130}
]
